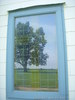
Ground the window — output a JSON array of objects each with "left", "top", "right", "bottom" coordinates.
[{"left": 7, "top": 5, "right": 67, "bottom": 100}]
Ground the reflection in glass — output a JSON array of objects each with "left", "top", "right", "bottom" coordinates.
[{"left": 14, "top": 14, "right": 58, "bottom": 91}]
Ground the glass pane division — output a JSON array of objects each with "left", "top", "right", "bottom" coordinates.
[{"left": 14, "top": 14, "right": 58, "bottom": 91}]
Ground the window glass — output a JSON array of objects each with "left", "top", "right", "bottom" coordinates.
[{"left": 14, "top": 14, "right": 58, "bottom": 91}]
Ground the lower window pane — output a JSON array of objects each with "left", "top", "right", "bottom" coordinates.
[{"left": 14, "top": 14, "right": 58, "bottom": 91}]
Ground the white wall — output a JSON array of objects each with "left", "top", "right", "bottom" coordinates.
[
  {"left": 64, "top": 1, "right": 75, "bottom": 100},
  {"left": 0, "top": 0, "right": 75, "bottom": 100}
]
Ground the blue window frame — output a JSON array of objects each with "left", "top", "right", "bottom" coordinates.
[{"left": 7, "top": 5, "right": 68, "bottom": 100}]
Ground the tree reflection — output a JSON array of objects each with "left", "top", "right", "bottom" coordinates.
[{"left": 15, "top": 21, "right": 49, "bottom": 72}]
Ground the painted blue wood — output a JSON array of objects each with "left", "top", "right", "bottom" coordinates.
[
  {"left": 7, "top": 5, "right": 68, "bottom": 100},
  {"left": 6, "top": 14, "right": 15, "bottom": 98},
  {"left": 61, "top": 5, "right": 69, "bottom": 100}
]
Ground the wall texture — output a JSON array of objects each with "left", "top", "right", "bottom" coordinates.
[{"left": 0, "top": 0, "right": 75, "bottom": 100}]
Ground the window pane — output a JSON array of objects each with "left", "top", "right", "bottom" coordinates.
[{"left": 14, "top": 14, "right": 58, "bottom": 91}]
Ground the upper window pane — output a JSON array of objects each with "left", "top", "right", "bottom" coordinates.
[{"left": 14, "top": 14, "right": 58, "bottom": 91}]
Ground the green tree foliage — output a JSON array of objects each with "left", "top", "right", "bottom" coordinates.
[{"left": 15, "top": 21, "right": 48, "bottom": 72}]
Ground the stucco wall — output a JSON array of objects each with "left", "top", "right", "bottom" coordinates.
[{"left": 0, "top": 0, "right": 75, "bottom": 100}]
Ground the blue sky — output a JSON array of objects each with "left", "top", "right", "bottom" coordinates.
[{"left": 15, "top": 14, "right": 58, "bottom": 69}]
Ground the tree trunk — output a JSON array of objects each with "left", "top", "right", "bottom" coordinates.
[
  {"left": 23, "top": 45, "right": 28, "bottom": 72},
  {"left": 23, "top": 62, "right": 27, "bottom": 72},
  {"left": 24, "top": 66, "right": 27, "bottom": 72}
]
